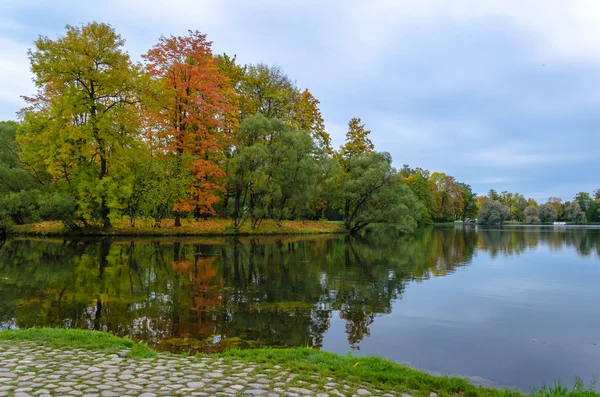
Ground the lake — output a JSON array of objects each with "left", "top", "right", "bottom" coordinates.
[{"left": 1, "top": 225, "right": 599, "bottom": 391}]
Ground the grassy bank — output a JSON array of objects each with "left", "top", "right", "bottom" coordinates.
[
  {"left": 10, "top": 218, "right": 345, "bottom": 237},
  {"left": 0, "top": 328, "right": 597, "bottom": 397},
  {"left": 0, "top": 328, "right": 156, "bottom": 358}
]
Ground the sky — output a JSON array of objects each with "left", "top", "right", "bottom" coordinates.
[{"left": 1, "top": 0, "right": 599, "bottom": 201}]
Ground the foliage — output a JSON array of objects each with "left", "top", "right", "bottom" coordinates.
[
  {"left": 404, "top": 172, "right": 434, "bottom": 223},
  {"left": 19, "top": 22, "right": 142, "bottom": 229},
  {"left": 524, "top": 205, "right": 541, "bottom": 224},
  {"left": 7, "top": 22, "right": 600, "bottom": 235},
  {"left": 565, "top": 201, "right": 587, "bottom": 224},
  {"left": 338, "top": 117, "right": 374, "bottom": 161},
  {"left": 142, "top": 30, "right": 235, "bottom": 222},
  {"left": 546, "top": 198, "right": 564, "bottom": 220},
  {"left": 574, "top": 192, "right": 598, "bottom": 223},
  {"left": 478, "top": 199, "right": 510, "bottom": 225},
  {"left": 538, "top": 203, "right": 558, "bottom": 223},
  {"left": 226, "top": 114, "right": 320, "bottom": 228},
  {"left": 0, "top": 121, "right": 42, "bottom": 193},
  {"left": 330, "top": 152, "right": 422, "bottom": 233}
]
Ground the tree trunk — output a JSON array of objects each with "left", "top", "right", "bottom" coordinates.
[
  {"left": 174, "top": 213, "right": 182, "bottom": 227},
  {"left": 99, "top": 149, "right": 112, "bottom": 229}
]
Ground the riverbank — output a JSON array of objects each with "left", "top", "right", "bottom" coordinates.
[
  {"left": 0, "top": 329, "right": 596, "bottom": 397},
  {"left": 8, "top": 219, "right": 345, "bottom": 237}
]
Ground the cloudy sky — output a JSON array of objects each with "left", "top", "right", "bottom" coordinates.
[{"left": 1, "top": 0, "right": 599, "bottom": 201}]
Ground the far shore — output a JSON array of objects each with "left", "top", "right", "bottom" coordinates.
[{"left": 7, "top": 218, "right": 346, "bottom": 237}]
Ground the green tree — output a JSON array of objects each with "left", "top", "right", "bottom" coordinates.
[
  {"left": 0, "top": 121, "right": 43, "bottom": 193},
  {"left": 524, "top": 205, "right": 540, "bottom": 224},
  {"left": 574, "top": 192, "right": 598, "bottom": 223},
  {"left": 239, "top": 63, "right": 299, "bottom": 120},
  {"left": 404, "top": 172, "right": 433, "bottom": 223},
  {"left": 330, "top": 152, "right": 422, "bottom": 233},
  {"left": 539, "top": 203, "right": 558, "bottom": 223},
  {"left": 458, "top": 183, "right": 478, "bottom": 220},
  {"left": 546, "top": 197, "right": 564, "bottom": 220},
  {"left": 478, "top": 199, "right": 509, "bottom": 225},
  {"left": 226, "top": 114, "right": 320, "bottom": 228},
  {"left": 429, "top": 172, "right": 462, "bottom": 221},
  {"left": 565, "top": 201, "right": 587, "bottom": 224},
  {"left": 19, "top": 22, "right": 143, "bottom": 228},
  {"left": 339, "top": 118, "right": 374, "bottom": 161},
  {"left": 487, "top": 189, "right": 499, "bottom": 201}
]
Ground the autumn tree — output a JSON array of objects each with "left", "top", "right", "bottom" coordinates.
[
  {"left": 429, "top": 172, "right": 463, "bottom": 221},
  {"left": 142, "top": 31, "right": 235, "bottom": 226},
  {"left": 292, "top": 89, "right": 331, "bottom": 153},
  {"left": 339, "top": 118, "right": 374, "bottom": 162},
  {"left": 221, "top": 59, "right": 331, "bottom": 151},
  {"left": 19, "top": 22, "right": 142, "bottom": 228},
  {"left": 239, "top": 63, "right": 298, "bottom": 120}
]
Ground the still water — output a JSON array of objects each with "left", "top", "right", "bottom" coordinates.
[{"left": 1, "top": 226, "right": 599, "bottom": 391}]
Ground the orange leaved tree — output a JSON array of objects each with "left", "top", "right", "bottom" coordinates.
[{"left": 142, "top": 31, "right": 235, "bottom": 226}]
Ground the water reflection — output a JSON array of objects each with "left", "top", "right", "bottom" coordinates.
[{"left": 1, "top": 226, "right": 598, "bottom": 355}]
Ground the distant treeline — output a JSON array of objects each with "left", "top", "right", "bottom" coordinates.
[{"left": 477, "top": 189, "right": 599, "bottom": 225}]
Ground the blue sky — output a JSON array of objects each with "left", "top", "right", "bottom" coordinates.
[{"left": 1, "top": 0, "right": 599, "bottom": 201}]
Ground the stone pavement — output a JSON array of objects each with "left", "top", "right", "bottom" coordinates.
[{"left": 0, "top": 342, "right": 411, "bottom": 397}]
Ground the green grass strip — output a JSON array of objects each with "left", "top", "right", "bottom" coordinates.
[{"left": 0, "top": 328, "right": 156, "bottom": 358}]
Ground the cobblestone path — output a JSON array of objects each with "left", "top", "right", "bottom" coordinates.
[{"left": 0, "top": 342, "right": 412, "bottom": 397}]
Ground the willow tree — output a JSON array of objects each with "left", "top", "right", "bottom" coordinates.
[
  {"left": 143, "top": 31, "right": 235, "bottom": 225},
  {"left": 19, "top": 22, "right": 142, "bottom": 228},
  {"left": 330, "top": 152, "right": 422, "bottom": 233}
]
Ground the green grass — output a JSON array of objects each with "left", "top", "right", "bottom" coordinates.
[
  {"left": 534, "top": 379, "right": 598, "bottom": 397},
  {"left": 0, "top": 328, "right": 156, "bottom": 358},
  {"left": 0, "top": 329, "right": 597, "bottom": 397},
  {"left": 219, "top": 347, "right": 520, "bottom": 397},
  {"left": 219, "top": 348, "right": 600, "bottom": 397}
]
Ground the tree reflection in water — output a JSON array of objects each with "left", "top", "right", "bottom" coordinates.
[{"left": 0, "top": 226, "right": 598, "bottom": 353}]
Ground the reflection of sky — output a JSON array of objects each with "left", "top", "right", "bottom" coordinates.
[{"left": 322, "top": 238, "right": 600, "bottom": 392}]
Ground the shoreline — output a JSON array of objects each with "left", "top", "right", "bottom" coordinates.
[
  {"left": 0, "top": 328, "right": 515, "bottom": 397},
  {"left": 6, "top": 219, "right": 347, "bottom": 238},
  {"left": 0, "top": 328, "right": 595, "bottom": 397}
]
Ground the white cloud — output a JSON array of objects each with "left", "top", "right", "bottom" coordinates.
[
  {"left": 369, "top": 113, "right": 492, "bottom": 151},
  {"left": 471, "top": 177, "right": 519, "bottom": 184},
  {"left": 0, "top": 37, "right": 32, "bottom": 119},
  {"left": 342, "top": 0, "right": 600, "bottom": 64},
  {"left": 468, "top": 143, "right": 586, "bottom": 167}
]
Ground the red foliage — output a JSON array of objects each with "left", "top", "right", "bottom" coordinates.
[{"left": 143, "top": 31, "right": 236, "bottom": 216}]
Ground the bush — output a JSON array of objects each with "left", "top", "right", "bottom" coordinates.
[
  {"left": 38, "top": 194, "right": 77, "bottom": 228},
  {"left": 0, "top": 190, "right": 42, "bottom": 224}
]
